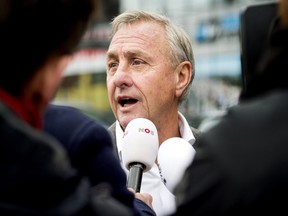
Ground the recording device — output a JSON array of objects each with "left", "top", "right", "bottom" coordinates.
[
  {"left": 158, "top": 137, "right": 196, "bottom": 192},
  {"left": 122, "top": 118, "right": 159, "bottom": 192}
]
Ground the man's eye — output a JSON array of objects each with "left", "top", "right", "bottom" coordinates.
[
  {"left": 133, "top": 59, "right": 143, "bottom": 65},
  {"left": 109, "top": 62, "right": 118, "bottom": 68}
]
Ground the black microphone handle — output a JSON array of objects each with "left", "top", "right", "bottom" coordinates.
[{"left": 127, "top": 162, "right": 145, "bottom": 193}]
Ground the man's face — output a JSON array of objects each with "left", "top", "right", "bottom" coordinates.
[{"left": 106, "top": 21, "right": 178, "bottom": 130}]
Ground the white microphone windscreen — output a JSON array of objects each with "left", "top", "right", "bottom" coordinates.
[
  {"left": 122, "top": 118, "right": 159, "bottom": 172},
  {"left": 158, "top": 137, "right": 196, "bottom": 192}
]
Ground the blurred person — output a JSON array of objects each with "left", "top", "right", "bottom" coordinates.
[
  {"left": 0, "top": 0, "right": 152, "bottom": 215},
  {"left": 172, "top": 0, "right": 288, "bottom": 215},
  {"left": 106, "top": 10, "right": 202, "bottom": 216},
  {"left": 44, "top": 103, "right": 155, "bottom": 216}
]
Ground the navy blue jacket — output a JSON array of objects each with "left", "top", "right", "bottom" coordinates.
[{"left": 44, "top": 104, "right": 155, "bottom": 216}]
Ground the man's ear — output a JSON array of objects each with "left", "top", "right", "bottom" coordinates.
[{"left": 175, "top": 61, "right": 192, "bottom": 98}]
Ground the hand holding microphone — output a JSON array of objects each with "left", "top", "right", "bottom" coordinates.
[
  {"left": 122, "top": 118, "right": 159, "bottom": 192},
  {"left": 158, "top": 137, "right": 196, "bottom": 192}
]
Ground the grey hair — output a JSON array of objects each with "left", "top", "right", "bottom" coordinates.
[{"left": 110, "top": 10, "right": 195, "bottom": 103}]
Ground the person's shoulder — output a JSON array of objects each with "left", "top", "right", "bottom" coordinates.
[
  {"left": 108, "top": 121, "right": 117, "bottom": 131},
  {"left": 107, "top": 122, "right": 117, "bottom": 143},
  {"left": 45, "top": 104, "right": 88, "bottom": 126},
  {"left": 46, "top": 103, "right": 82, "bottom": 116},
  {"left": 190, "top": 126, "right": 202, "bottom": 140},
  {"left": 44, "top": 103, "right": 112, "bottom": 147},
  {"left": 45, "top": 104, "right": 102, "bottom": 128},
  {"left": 188, "top": 126, "right": 202, "bottom": 148},
  {"left": 107, "top": 121, "right": 117, "bottom": 138}
]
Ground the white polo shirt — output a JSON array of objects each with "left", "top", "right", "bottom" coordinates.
[{"left": 115, "top": 112, "right": 196, "bottom": 216}]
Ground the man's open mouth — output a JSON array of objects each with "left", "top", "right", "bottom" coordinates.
[{"left": 118, "top": 98, "right": 138, "bottom": 107}]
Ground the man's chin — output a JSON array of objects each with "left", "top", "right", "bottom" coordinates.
[
  {"left": 118, "top": 115, "right": 147, "bottom": 131},
  {"left": 118, "top": 117, "right": 135, "bottom": 131}
]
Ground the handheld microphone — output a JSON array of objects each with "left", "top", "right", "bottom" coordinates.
[
  {"left": 158, "top": 137, "right": 196, "bottom": 192},
  {"left": 122, "top": 118, "right": 159, "bottom": 192}
]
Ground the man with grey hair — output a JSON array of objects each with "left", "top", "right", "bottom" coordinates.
[{"left": 106, "top": 10, "right": 201, "bottom": 216}]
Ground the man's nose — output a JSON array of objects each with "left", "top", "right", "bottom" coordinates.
[{"left": 112, "top": 64, "right": 133, "bottom": 88}]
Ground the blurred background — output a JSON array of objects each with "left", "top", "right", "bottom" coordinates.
[{"left": 52, "top": 0, "right": 277, "bottom": 129}]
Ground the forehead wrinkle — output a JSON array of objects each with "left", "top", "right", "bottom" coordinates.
[
  {"left": 122, "top": 49, "right": 146, "bottom": 58},
  {"left": 109, "top": 40, "right": 154, "bottom": 61},
  {"left": 108, "top": 34, "right": 147, "bottom": 56},
  {"left": 112, "top": 33, "right": 152, "bottom": 47},
  {"left": 107, "top": 46, "right": 147, "bottom": 59}
]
